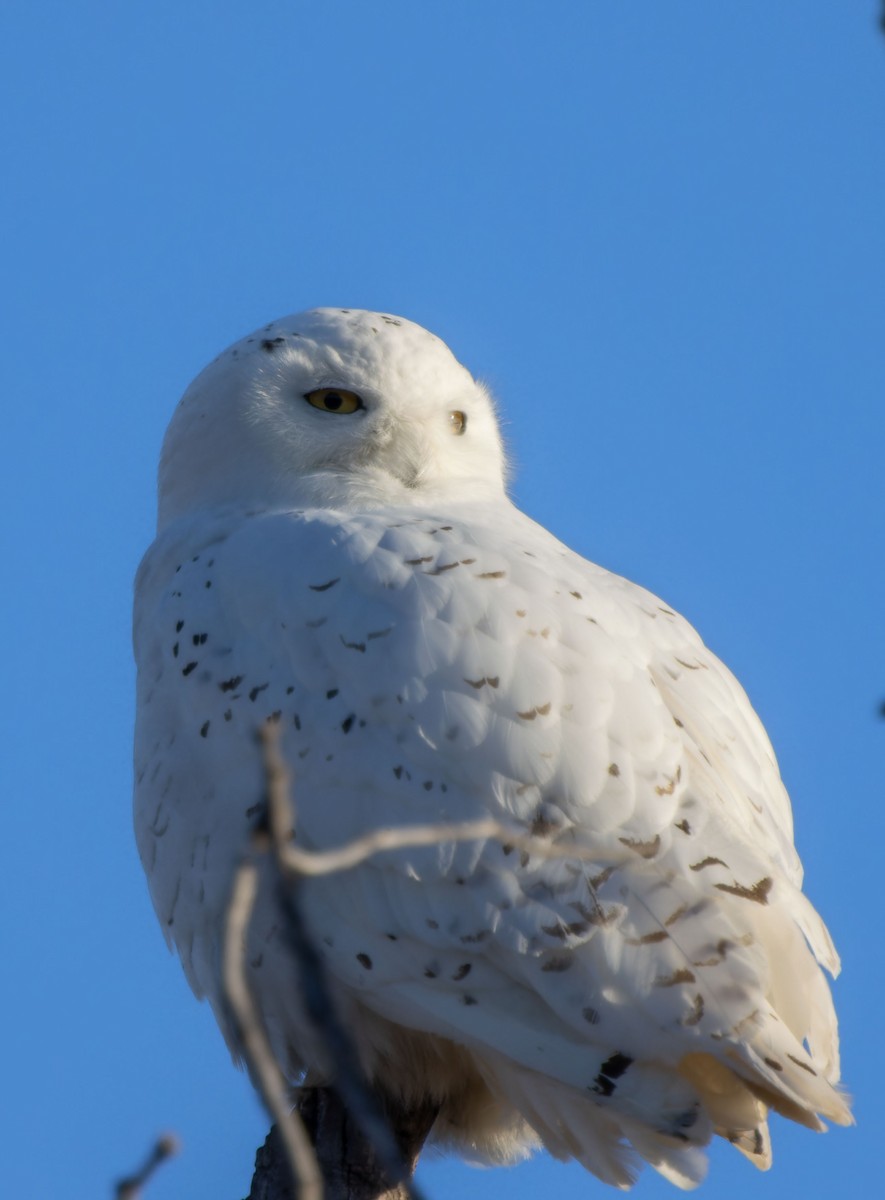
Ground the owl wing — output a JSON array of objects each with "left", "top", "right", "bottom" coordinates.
[{"left": 134, "top": 500, "right": 849, "bottom": 1188}]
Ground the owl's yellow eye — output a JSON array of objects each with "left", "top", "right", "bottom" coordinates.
[
  {"left": 449, "top": 410, "right": 467, "bottom": 435},
  {"left": 304, "top": 388, "right": 364, "bottom": 414}
]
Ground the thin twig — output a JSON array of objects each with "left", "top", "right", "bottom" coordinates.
[
  {"left": 114, "top": 1133, "right": 180, "bottom": 1200},
  {"left": 260, "top": 725, "right": 429, "bottom": 1200},
  {"left": 223, "top": 853, "right": 324, "bottom": 1200},
  {"left": 260, "top": 722, "right": 601, "bottom": 878}
]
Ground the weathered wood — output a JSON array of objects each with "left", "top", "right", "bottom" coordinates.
[{"left": 246, "top": 1087, "right": 438, "bottom": 1200}]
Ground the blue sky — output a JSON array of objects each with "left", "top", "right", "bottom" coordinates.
[{"left": 2, "top": 3, "right": 883, "bottom": 1197}]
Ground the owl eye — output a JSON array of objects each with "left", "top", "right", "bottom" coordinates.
[
  {"left": 449, "top": 410, "right": 467, "bottom": 435},
  {"left": 304, "top": 388, "right": 364, "bottom": 414}
]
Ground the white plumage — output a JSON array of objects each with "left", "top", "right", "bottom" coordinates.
[{"left": 133, "top": 308, "right": 850, "bottom": 1188}]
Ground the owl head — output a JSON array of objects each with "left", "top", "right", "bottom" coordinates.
[{"left": 157, "top": 308, "right": 507, "bottom": 529}]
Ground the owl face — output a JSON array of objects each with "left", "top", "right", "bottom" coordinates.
[{"left": 157, "top": 308, "right": 507, "bottom": 528}]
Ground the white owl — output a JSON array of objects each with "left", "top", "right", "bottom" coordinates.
[{"left": 133, "top": 308, "right": 850, "bottom": 1189}]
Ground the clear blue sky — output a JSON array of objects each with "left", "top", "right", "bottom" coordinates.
[{"left": 1, "top": 3, "right": 883, "bottom": 1198}]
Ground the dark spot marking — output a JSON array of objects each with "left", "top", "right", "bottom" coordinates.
[
  {"left": 340, "top": 635, "right": 366, "bottom": 652},
  {"left": 249, "top": 684, "right": 269, "bottom": 702},
  {"left": 175, "top": 620, "right": 184, "bottom": 632},
  {"left": 422, "top": 780, "right": 433, "bottom": 791},
  {"left": 219, "top": 675, "right": 243, "bottom": 692},
  {"left": 655, "top": 766, "right": 682, "bottom": 795},
  {"left": 309, "top": 578, "right": 340, "bottom": 592},
  {"left": 393, "top": 765, "right": 403, "bottom": 779},
  {"left": 618, "top": 834, "right": 661, "bottom": 859},
  {"left": 675, "top": 819, "right": 691, "bottom": 834},
  {"left": 462, "top": 994, "right": 478, "bottom": 1006},
  {"left": 690, "top": 856, "right": 727, "bottom": 872},
  {"left": 542, "top": 919, "right": 590, "bottom": 940},
  {"left": 692, "top": 937, "right": 735, "bottom": 967},
  {"left": 570, "top": 899, "right": 619, "bottom": 927},
  {"left": 326, "top": 688, "right": 339, "bottom": 700},
  {"left": 200, "top": 720, "right": 210, "bottom": 738},
  {"left": 591, "top": 1053, "right": 633, "bottom": 1096},
  {"left": 293, "top": 714, "right": 301, "bottom": 730},
  {"left": 541, "top": 954, "right": 574, "bottom": 972},
  {"left": 192, "top": 633, "right": 208, "bottom": 646},
  {"left": 260, "top": 337, "right": 285, "bottom": 352},
  {"left": 356, "top": 953, "right": 372, "bottom": 970},
  {"left": 570, "top": 590, "right": 582, "bottom": 599},
  {"left": 587, "top": 866, "right": 616, "bottom": 889},
  {"left": 425, "top": 918, "right": 439, "bottom": 930},
  {"left": 452, "top": 963, "right": 472, "bottom": 981},
  {"left": 223, "top": 709, "right": 232, "bottom": 721},
  {"left": 529, "top": 812, "right": 560, "bottom": 837},
  {"left": 715, "top": 877, "right": 773, "bottom": 904},
  {"left": 655, "top": 968, "right": 696, "bottom": 987},
  {"left": 608, "top": 763, "right": 620, "bottom": 777},
  {"left": 674, "top": 716, "right": 684, "bottom": 728},
  {"left": 341, "top": 714, "right": 355, "bottom": 734},
  {"left": 405, "top": 556, "right": 433, "bottom": 565},
  {"left": 582, "top": 1006, "right": 600, "bottom": 1025},
  {"left": 684, "top": 995, "right": 705, "bottom": 1026},
  {"left": 424, "top": 965, "right": 438, "bottom": 978},
  {"left": 182, "top": 661, "right": 198, "bottom": 676},
  {"left": 477, "top": 570, "right": 506, "bottom": 579},
  {"left": 625, "top": 930, "right": 669, "bottom": 946},
  {"left": 764, "top": 1057, "right": 784, "bottom": 1072}
]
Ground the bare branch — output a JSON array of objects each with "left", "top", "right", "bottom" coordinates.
[
  {"left": 259, "top": 724, "right": 429, "bottom": 1200},
  {"left": 114, "top": 1133, "right": 180, "bottom": 1200},
  {"left": 260, "top": 722, "right": 602, "bottom": 877},
  {"left": 223, "top": 853, "right": 324, "bottom": 1200},
  {"left": 240, "top": 721, "right": 610, "bottom": 1197}
]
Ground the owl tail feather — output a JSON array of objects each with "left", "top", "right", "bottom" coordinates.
[{"left": 475, "top": 1056, "right": 713, "bottom": 1190}]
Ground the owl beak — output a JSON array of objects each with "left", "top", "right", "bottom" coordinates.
[{"left": 367, "top": 415, "right": 427, "bottom": 490}]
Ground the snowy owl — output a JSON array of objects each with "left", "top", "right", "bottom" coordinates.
[{"left": 133, "top": 308, "right": 850, "bottom": 1189}]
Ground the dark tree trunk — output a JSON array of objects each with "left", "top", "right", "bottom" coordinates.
[{"left": 246, "top": 1087, "right": 438, "bottom": 1200}]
